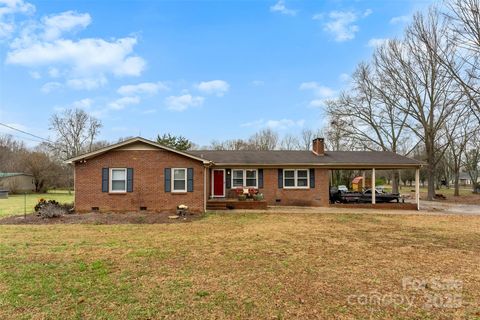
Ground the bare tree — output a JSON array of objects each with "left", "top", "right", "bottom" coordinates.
[
  {"left": 321, "top": 118, "right": 356, "bottom": 151},
  {"left": 372, "top": 8, "right": 464, "bottom": 200},
  {"left": 327, "top": 62, "right": 413, "bottom": 152},
  {"left": 280, "top": 134, "right": 300, "bottom": 150},
  {"left": 50, "top": 108, "right": 102, "bottom": 159},
  {"left": 300, "top": 129, "right": 315, "bottom": 150},
  {"left": 0, "top": 134, "right": 26, "bottom": 172},
  {"left": 20, "top": 151, "right": 61, "bottom": 192},
  {"left": 443, "top": 108, "right": 477, "bottom": 195},
  {"left": 248, "top": 129, "right": 278, "bottom": 150},
  {"left": 438, "top": 0, "right": 480, "bottom": 122},
  {"left": 326, "top": 61, "right": 415, "bottom": 193},
  {"left": 464, "top": 127, "right": 480, "bottom": 193},
  {"left": 209, "top": 139, "right": 251, "bottom": 150}
]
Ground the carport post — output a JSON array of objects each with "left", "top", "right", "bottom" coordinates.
[
  {"left": 371, "top": 168, "right": 376, "bottom": 204},
  {"left": 415, "top": 168, "right": 420, "bottom": 210},
  {"left": 362, "top": 171, "right": 366, "bottom": 191}
]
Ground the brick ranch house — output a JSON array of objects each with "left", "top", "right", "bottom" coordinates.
[{"left": 66, "top": 137, "right": 424, "bottom": 213}]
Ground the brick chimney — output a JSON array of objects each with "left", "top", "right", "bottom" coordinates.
[{"left": 312, "top": 138, "right": 325, "bottom": 156}]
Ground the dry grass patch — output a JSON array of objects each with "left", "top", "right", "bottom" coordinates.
[{"left": 0, "top": 212, "right": 479, "bottom": 319}]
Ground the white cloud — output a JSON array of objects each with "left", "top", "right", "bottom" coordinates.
[
  {"left": 317, "top": 9, "right": 371, "bottom": 42},
  {"left": 66, "top": 76, "right": 107, "bottom": 90},
  {"left": 308, "top": 99, "right": 328, "bottom": 108},
  {"left": 165, "top": 94, "right": 204, "bottom": 111},
  {"left": 363, "top": 9, "right": 373, "bottom": 18},
  {"left": 300, "top": 82, "right": 337, "bottom": 108},
  {"left": 0, "top": 0, "right": 34, "bottom": 16},
  {"left": 112, "top": 56, "right": 145, "bottom": 77},
  {"left": 42, "top": 11, "right": 91, "bottom": 40},
  {"left": 48, "top": 67, "right": 60, "bottom": 77},
  {"left": 367, "top": 38, "right": 389, "bottom": 48},
  {"left": 240, "top": 119, "right": 264, "bottom": 128},
  {"left": 266, "top": 119, "right": 305, "bottom": 129},
  {"left": 7, "top": 37, "right": 145, "bottom": 77},
  {"left": 0, "top": 21, "right": 14, "bottom": 37},
  {"left": 53, "top": 98, "right": 94, "bottom": 113},
  {"left": 0, "top": 0, "right": 35, "bottom": 38},
  {"left": 40, "top": 81, "right": 62, "bottom": 93},
  {"left": 339, "top": 73, "right": 350, "bottom": 82},
  {"left": 299, "top": 82, "right": 336, "bottom": 98},
  {"left": 390, "top": 15, "right": 410, "bottom": 24},
  {"left": 5, "top": 9, "right": 146, "bottom": 91},
  {"left": 71, "top": 98, "right": 93, "bottom": 109},
  {"left": 270, "top": 0, "right": 297, "bottom": 16},
  {"left": 196, "top": 80, "right": 230, "bottom": 96},
  {"left": 241, "top": 118, "right": 305, "bottom": 130},
  {"left": 117, "top": 81, "right": 169, "bottom": 96},
  {"left": 108, "top": 96, "right": 140, "bottom": 110}
]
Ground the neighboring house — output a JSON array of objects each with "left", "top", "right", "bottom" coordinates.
[
  {"left": 457, "top": 172, "right": 479, "bottom": 186},
  {"left": 0, "top": 173, "right": 35, "bottom": 193},
  {"left": 66, "top": 137, "right": 423, "bottom": 213}
]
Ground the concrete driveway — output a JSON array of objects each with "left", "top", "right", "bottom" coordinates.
[{"left": 418, "top": 200, "right": 480, "bottom": 215}]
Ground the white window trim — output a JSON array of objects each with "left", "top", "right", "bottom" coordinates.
[
  {"left": 231, "top": 169, "right": 258, "bottom": 188},
  {"left": 172, "top": 168, "right": 187, "bottom": 193},
  {"left": 283, "top": 169, "right": 310, "bottom": 189},
  {"left": 109, "top": 168, "right": 127, "bottom": 193}
]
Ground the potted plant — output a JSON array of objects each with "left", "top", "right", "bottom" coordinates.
[
  {"left": 253, "top": 193, "right": 264, "bottom": 201},
  {"left": 238, "top": 194, "right": 247, "bottom": 201}
]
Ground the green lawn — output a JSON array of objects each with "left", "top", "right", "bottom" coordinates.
[
  {"left": 381, "top": 185, "right": 474, "bottom": 195},
  {"left": 0, "top": 212, "right": 479, "bottom": 319},
  {"left": 0, "top": 191, "right": 74, "bottom": 217}
]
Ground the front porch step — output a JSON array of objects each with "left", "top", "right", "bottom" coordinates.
[
  {"left": 206, "top": 200, "right": 267, "bottom": 210},
  {"left": 206, "top": 202, "right": 228, "bottom": 210},
  {"left": 206, "top": 206, "right": 227, "bottom": 210}
]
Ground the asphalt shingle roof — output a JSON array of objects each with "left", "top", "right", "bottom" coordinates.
[
  {"left": 0, "top": 172, "right": 32, "bottom": 178},
  {"left": 188, "top": 150, "right": 423, "bottom": 167}
]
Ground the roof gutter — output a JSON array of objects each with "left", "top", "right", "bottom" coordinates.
[
  {"left": 64, "top": 137, "right": 211, "bottom": 165},
  {"left": 210, "top": 163, "right": 424, "bottom": 169}
]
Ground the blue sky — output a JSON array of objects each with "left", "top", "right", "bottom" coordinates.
[{"left": 0, "top": 0, "right": 434, "bottom": 147}]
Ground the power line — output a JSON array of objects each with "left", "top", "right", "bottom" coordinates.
[
  {"left": 0, "top": 122, "right": 54, "bottom": 144},
  {"left": 0, "top": 131, "right": 45, "bottom": 144}
]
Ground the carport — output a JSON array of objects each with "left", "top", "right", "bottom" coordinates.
[{"left": 327, "top": 162, "right": 423, "bottom": 210}]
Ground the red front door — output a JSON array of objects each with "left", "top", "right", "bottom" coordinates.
[{"left": 213, "top": 170, "right": 224, "bottom": 197}]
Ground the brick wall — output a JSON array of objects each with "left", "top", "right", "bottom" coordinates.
[
  {"left": 74, "top": 150, "right": 205, "bottom": 213},
  {"left": 261, "top": 168, "right": 329, "bottom": 206},
  {"left": 210, "top": 168, "right": 330, "bottom": 207}
]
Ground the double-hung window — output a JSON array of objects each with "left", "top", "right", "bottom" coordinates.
[
  {"left": 231, "top": 169, "right": 258, "bottom": 188},
  {"left": 245, "top": 170, "right": 257, "bottom": 187},
  {"left": 232, "top": 169, "right": 244, "bottom": 187},
  {"left": 110, "top": 168, "right": 127, "bottom": 192},
  {"left": 172, "top": 168, "right": 187, "bottom": 192},
  {"left": 283, "top": 169, "right": 309, "bottom": 189}
]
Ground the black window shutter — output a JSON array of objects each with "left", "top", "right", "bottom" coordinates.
[
  {"left": 127, "top": 168, "right": 133, "bottom": 192},
  {"left": 102, "top": 168, "right": 109, "bottom": 192},
  {"left": 278, "top": 169, "right": 283, "bottom": 189},
  {"left": 310, "top": 168, "right": 315, "bottom": 188},
  {"left": 187, "top": 168, "right": 194, "bottom": 192},
  {"left": 164, "top": 168, "right": 171, "bottom": 192},
  {"left": 225, "top": 169, "right": 231, "bottom": 189},
  {"left": 258, "top": 169, "right": 264, "bottom": 188}
]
